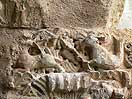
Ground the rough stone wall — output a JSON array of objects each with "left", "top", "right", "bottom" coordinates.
[
  {"left": 108, "top": 0, "right": 132, "bottom": 41},
  {"left": 0, "top": 0, "right": 131, "bottom": 99},
  {"left": 0, "top": 0, "right": 112, "bottom": 29}
]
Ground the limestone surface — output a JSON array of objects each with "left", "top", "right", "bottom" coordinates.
[{"left": 0, "top": 0, "right": 131, "bottom": 99}]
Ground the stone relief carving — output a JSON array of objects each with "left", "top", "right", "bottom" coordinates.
[
  {"left": 9, "top": 29, "right": 131, "bottom": 99},
  {"left": 20, "top": 73, "right": 128, "bottom": 99},
  {"left": 82, "top": 31, "right": 124, "bottom": 70},
  {"left": 33, "top": 42, "right": 65, "bottom": 73},
  {"left": 0, "top": 0, "right": 130, "bottom": 98},
  {"left": 11, "top": 0, "right": 27, "bottom": 27},
  {"left": 0, "top": 1, "right": 6, "bottom": 26},
  {"left": 124, "top": 42, "right": 132, "bottom": 68}
]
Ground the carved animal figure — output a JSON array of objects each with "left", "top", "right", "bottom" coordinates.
[
  {"left": 83, "top": 31, "right": 124, "bottom": 70},
  {"left": 23, "top": 73, "right": 127, "bottom": 99},
  {"left": 14, "top": 33, "right": 38, "bottom": 71},
  {"left": 34, "top": 42, "right": 65, "bottom": 73},
  {"left": 15, "top": 47, "right": 35, "bottom": 71},
  {"left": 23, "top": 73, "right": 91, "bottom": 99},
  {"left": 59, "top": 38, "right": 92, "bottom": 71}
]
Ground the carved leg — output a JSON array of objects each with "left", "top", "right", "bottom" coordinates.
[
  {"left": 80, "top": 94, "right": 92, "bottom": 99},
  {"left": 55, "top": 64, "right": 65, "bottom": 73}
]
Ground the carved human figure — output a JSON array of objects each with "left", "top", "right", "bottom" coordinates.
[
  {"left": 0, "top": 1, "right": 6, "bottom": 25},
  {"left": 11, "top": 0, "right": 27, "bottom": 27},
  {"left": 83, "top": 31, "right": 124, "bottom": 70}
]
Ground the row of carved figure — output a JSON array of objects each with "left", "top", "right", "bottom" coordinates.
[
  {"left": 12, "top": 71, "right": 128, "bottom": 99},
  {"left": 9, "top": 28, "right": 132, "bottom": 98},
  {"left": 12, "top": 29, "right": 132, "bottom": 73}
]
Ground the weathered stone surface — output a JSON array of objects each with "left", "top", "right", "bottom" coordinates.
[
  {"left": 0, "top": 58, "right": 14, "bottom": 99},
  {"left": 0, "top": 1, "right": 130, "bottom": 98},
  {"left": 0, "top": 0, "right": 112, "bottom": 29},
  {"left": 0, "top": 27, "right": 130, "bottom": 99},
  {"left": 7, "top": 92, "right": 41, "bottom": 99},
  {"left": 124, "top": 42, "right": 132, "bottom": 68},
  {"left": 88, "top": 80, "right": 128, "bottom": 99},
  {"left": 24, "top": 73, "right": 128, "bottom": 99},
  {"left": 84, "top": 32, "right": 125, "bottom": 70},
  {"left": 0, "top": 26, "right": 132, "bottom": 99},
  {"left": 87, "top": 69, "right": 131, "bottom": 87}
]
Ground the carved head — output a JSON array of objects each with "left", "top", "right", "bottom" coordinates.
[
  {"left": 84, "top": 31, "right": 106, "bottom": 46},
  {"left": 84, "top": 31, "right": 99, "bottom": 46}
]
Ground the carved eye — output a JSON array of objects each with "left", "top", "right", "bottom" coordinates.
[{"left": 125, "top": 42, "right": 132, "bottom": 53}]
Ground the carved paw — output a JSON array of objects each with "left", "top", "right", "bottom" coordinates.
[{"left": 59, "top": 68, "right": 65, "bottom": 73}]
